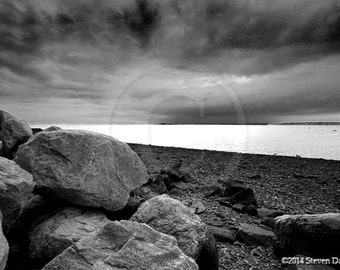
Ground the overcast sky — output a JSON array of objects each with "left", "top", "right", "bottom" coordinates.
[{"left": 1, "top": 0, "right": 339, "bottom": 124}]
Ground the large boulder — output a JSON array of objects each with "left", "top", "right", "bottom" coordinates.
[
  {"left": 0, "top": 211, "right": 9, "bottom": 270},
  {"left": 130, "top": 194, "right": 207, "bottom": 259},
  {"left": 15, "top": 130, "right": 148, "bottom": 211},
  {"left": 0, "top": 110, "right": 32, "bottom": 158},
  {"left": 29, "top": 207, "right": 110, "bottom": 262},
  {"left": 42, "top": 220, "right": 198, "bottom": 270},
  {"left": 0, "top": 157, "right": 34, "bottom": 232},
  {"left": 274, "top": 213, "right": 340, "bottom": 257}
]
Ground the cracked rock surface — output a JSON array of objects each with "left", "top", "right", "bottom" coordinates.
[
  {"left": 42, "top": 220, "right": 198, "bottom": 270},
  {"left": 15, "top": 130, "right": 148, "bottom": 211},
  {"left": 29, "top": 207, "right": 110, "bottom": 262},
  {"left": 131, "top": 194, "right": 207, "bottom": 259},
  {"left": 0, "top": 157, "right": 34, "bottom": 232}
]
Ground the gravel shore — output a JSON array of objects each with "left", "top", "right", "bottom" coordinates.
[{"left": 129, "top": 143, "right": 340, "bottom": 270}]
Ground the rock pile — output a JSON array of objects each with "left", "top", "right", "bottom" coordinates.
[{"left": 0, "top": 110, "right": 214, "bottom": 270}]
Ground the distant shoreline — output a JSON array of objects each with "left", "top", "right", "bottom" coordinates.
[
  {"left": 31, "top": 122, "right": 340, "bottom": 126},
  {"left": 277, "top": 122, "right": 340, "bottom": 125},
  {"left": 127, "top": 143, "right": 340, "bottom": 162}
]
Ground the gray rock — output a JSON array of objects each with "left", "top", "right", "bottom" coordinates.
[
  {"left": 171, "top": 181, "right": 191, "bottom": 191},
  {"left": 257, "top": 207, "right": 285, "bottom": 218},
  {"left": 130, "top": 194, "right": 207, "bottom": 259},
  {"left": 0, "top": 157, "right": 34, "bottom": 232},
  {"left": 207, "top": 225, "right": 236, "bottom": 243},
  {"left": 44, "top": 126, "right": 62, "bottom": 132},
  {"left": 42, "top": 221, "right": 198, "bottom": 270},
  {"left": 232, "top": 203, "right": 246, "bottom": 213},
  {"left": 223, "top": 180, "right": 247, "bottom": 197},
  {"left": 196, "top": 230, "right": 219, "bottom": 270},
  {"left": 0, "top": 211, "right": 9, "bottom": 270},
  {"left": 0, "top": 110, "right": 32, "bottom": 157},
  {"left": 205, "top": 220, "right": 225, "bottom": 227},
  {"left": 29, "top": 207, "right": 109, "bottom": 262},
  {"left": 200, "top": 184, "right": 221, "bottom": 197},
  {"left": 274, "top": 213, "right": 340, "bottom": 257},
  {"left": 246, "top": 204, "right": 258, "bottom": 216},
  {"left": 9, "top": 195, "right": 56, "bottom": 236},
  {"left": 230, "top": 188, "right": 258, "bottom": 207},
  {"left": 190, "top": 199, "right": 206, "bottom": 214},
  {"left": 237, "top": 223, "right": 274, "bottom": 247},
  {"left": 182, "top": 173, "right": 196, "bottom": 183},
  {"left": 15, "top": 130, "right": 148, "bottom": 211},
  {"left": 261, "top": 217, "right": 275, "bottom": 229}
]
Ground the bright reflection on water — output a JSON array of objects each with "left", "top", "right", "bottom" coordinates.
[{"left": 37, "top": 125, "right": 340, "bottom": 160}]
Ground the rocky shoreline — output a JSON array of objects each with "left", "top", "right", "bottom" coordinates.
[
  {"left": 0, "top": 110, "right": 339, "bottom": 270},
  {"left": 128, "top": 143, "right": 340, "bottom": 269}
]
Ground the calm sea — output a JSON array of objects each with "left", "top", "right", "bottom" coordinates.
[{"left": 36, "top": 125, "right": 340, "bottom": 161}]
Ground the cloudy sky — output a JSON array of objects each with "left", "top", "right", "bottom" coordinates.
[{"left": 0, "top": 0, "right": 339, "bottom": 124}]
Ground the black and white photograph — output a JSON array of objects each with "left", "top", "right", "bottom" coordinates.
[{"left": 0, "top": 0, "right": 339, "bottom": 269}]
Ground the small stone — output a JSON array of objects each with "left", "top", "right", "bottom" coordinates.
[
  {"left": 246, "top": 205, "right": 258, "bottom": 216},
  {"left": 237, "top": 223, "right": 274, "bottom": 247},
  {"left": 207, "top": 225, "right": 236, "bottom": 243},
  {"left": 196, "top": 230, "right": 219, "bottom": 270},
  {"left": 232, "top": 203, "right": 246, "bottom": 213},
  {"left": 223, "top": 180, "right": 247, "bottom": 197},
  {"left": 169, "top": 189, "right": 184, "bottom": 197},
  {"left": 250, "top": 247, "right": 264, "bottom": 257},
  {"left": 257, "top": 207, "right": 285, "bottom": 218},
  {"left": 200, "top": 185, "right": 221, "bottom": 197},
  {"left": 172, "top": 181, "right": 191, "bottom": 191},
  {"left": 206, "top": 220, "right": 225, "bottom": 227},
  {"left": 218, "top": 198, "right": 232, "bottom": 207},
  {"left": 261, "top": 217, "right": 275, "bottom": 229},
  {"left": 259, "top": 224, "right": 273, "bottom": 231},
  {"left": 183, "top": 173, "right": 196, "bottom": 183},
  {"left": 249, "top": 174, "right": 261, "bottom": 180},
  {"left": 293, "top": 173, "right": 305, "bottom": 179},
  {"left": 190, "top": 199, "right": 206, "bottom": 214},
  {"left": 230, "top": 188, "right": 258, "bottom": 207}
]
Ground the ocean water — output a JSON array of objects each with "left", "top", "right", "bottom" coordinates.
[{"left": 37, "top": 125, "right": 340, "bottom": 161}]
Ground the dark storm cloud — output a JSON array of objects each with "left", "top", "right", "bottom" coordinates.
[
  {"left": 160, "top": 0, "right": 340, "bottom": 74},
  {"left": 1, "top": 0, "right": 339, "bottom": 76},
  {"left": 161, "top": 83, "right": 340, "bottom": 124},
  {"left": 0, "top": 0, "right": 161, "bottom": 78}
]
